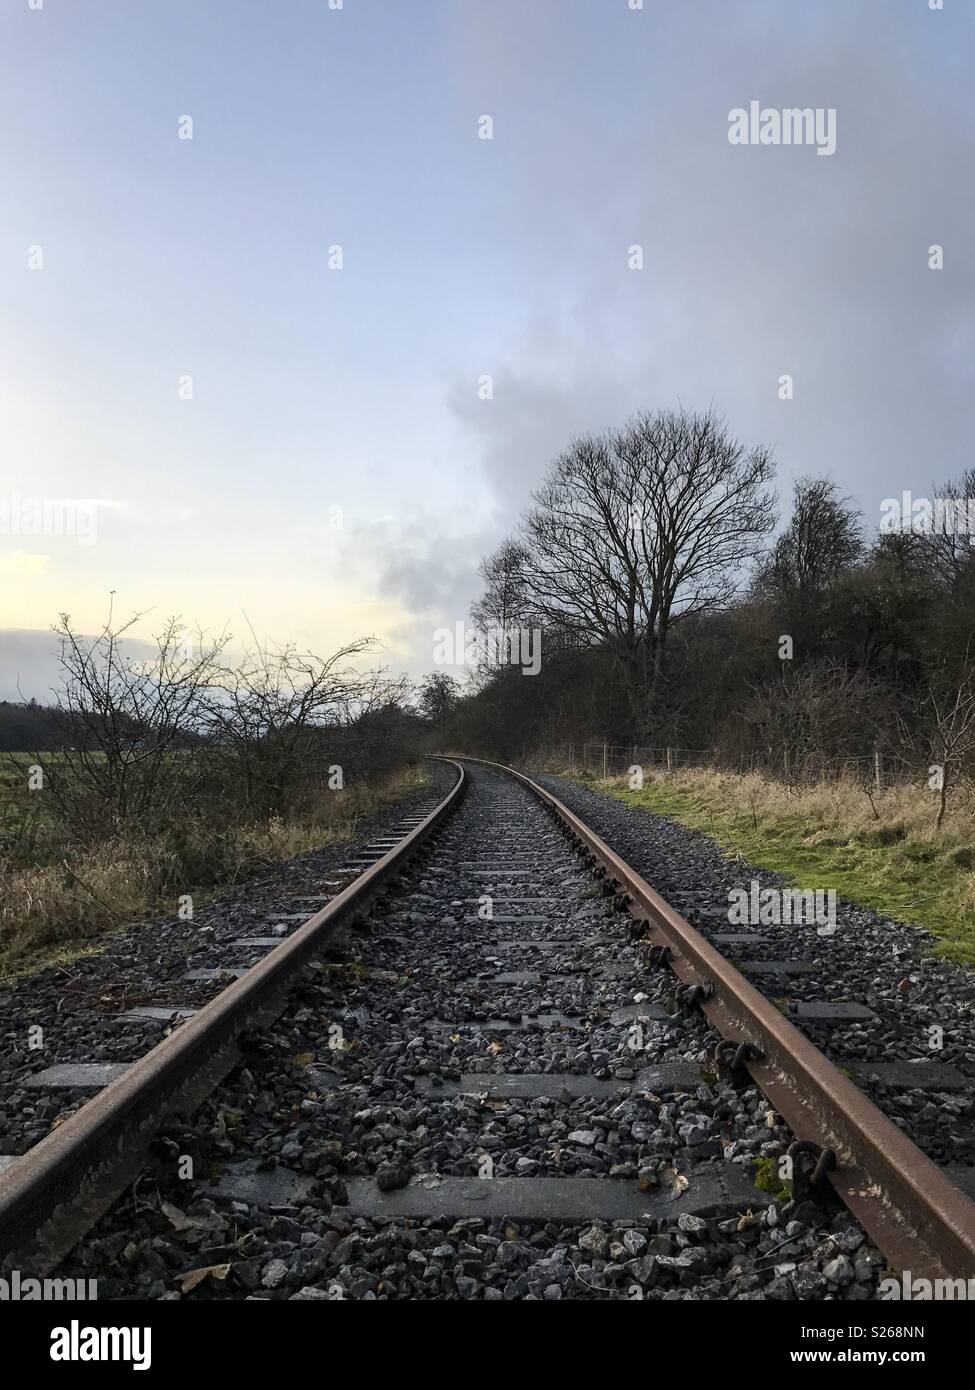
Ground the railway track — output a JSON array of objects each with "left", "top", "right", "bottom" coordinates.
[{"left": 1, "top": 757, "right": 974, "bottom": 1299}]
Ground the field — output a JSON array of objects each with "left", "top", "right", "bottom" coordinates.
[{"left": 0, "top": 751, "right": 68, "bottom": 843}]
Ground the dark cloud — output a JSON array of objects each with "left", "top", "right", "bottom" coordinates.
[
  {"left": 376, "top": 532, "right": 482, "bottom": 614},
  {"left": 444, "top": 0, "right": 975, "bottom": 548}
]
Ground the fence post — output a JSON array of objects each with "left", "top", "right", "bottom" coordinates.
[
  {"left": 602, "top": 743, "right": 608, "bottom": 779},
  {"left": 874, "top": 746, "right": 883, "bottom": 794},
  {"left": 666, "top": 747, "right": 673, "bottom": 774}
]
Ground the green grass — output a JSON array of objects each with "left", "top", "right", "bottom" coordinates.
[{"left": 599, "top": 777, "right": 975, "bottom": 966}]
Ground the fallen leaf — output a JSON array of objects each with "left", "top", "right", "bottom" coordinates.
[
  {"left": 292, "top": 1052, "right": 316, "bottom": 1068},
  {"left": 669, "top": 1174, "right": 690, "bottom": 1199},
  {"left": 161, "top": 1202, "right": 225, "bottom": 1234},
  {"left": 179, "top": 1263, "right": 231, "bottom": 1294}
]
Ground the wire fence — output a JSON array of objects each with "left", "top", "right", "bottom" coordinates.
[{"left": 534, "top": 742, "right": 931, "bottom": 791}]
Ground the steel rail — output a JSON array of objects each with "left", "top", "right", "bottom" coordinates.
[
  {"left": 0, "top": 759, "right": 466, "bottom": 1276},
  {"left": 452, "top": 756, "right": 975, "bottom": 1282}
]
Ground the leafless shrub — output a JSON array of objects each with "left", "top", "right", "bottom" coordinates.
[
  {"left": 738, "top": 660, "right": 887, "bottom": 784},
  {"left": 914, "top": 658, "right": 975, "bottom": 830},
  {"left": 29, "top": 607, "right": 228, "bottom": 838},
  {"left": 201, "top": 634, "right": 380, "bottom": 817}
]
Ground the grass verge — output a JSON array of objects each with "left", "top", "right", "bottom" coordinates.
[{"left": 559, "top": 765, "right": 975, "bottom": 966}]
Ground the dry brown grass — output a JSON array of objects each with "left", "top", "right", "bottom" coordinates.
[
  {"left": 622, "top": 765, "right": 975, "bottom": 841},
  {"left": 0, "top": 765, "right": 429, "bottom": 976},
  {"left": 541, "top": 757, "right": 975, "bottom": 963}
]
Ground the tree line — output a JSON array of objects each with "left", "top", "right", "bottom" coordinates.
[{"left": 444, "top": 406, "right": 975, "bottom": 793}]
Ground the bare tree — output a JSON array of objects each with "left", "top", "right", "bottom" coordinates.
[
  {"left": 916, "top": 467, "right": 975, "bottom": 589},
  {"left": 739, "top": 659, "right": 885, "bottom": 782},
  {"left": 919, "top": 660, "right": 975, "bottom": 830},
  {"left": 470, "top": 540, "right": 535, "bottom": 635},
  {"left": 756, "top": 477, "right": 864, "bottom": 599},
  {"left": 517, "top": 408, "right": 775, "bottom": 727},
  {"left": 468, "top": 539, "right": 546, "bottom": 687},
  {"left": 521, "top": 432, "right": 639, "bottom": 653},
  {"left": 34, "top": 607, "right": 228, "bottom": 836},
  {"left": 619, "top": 408, "right": 776, "bottom": 679}
]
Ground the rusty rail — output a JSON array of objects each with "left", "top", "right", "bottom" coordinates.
[
  {"left": 455, "top": 756, "right": 975, "bottom": 1282},
  {"left": 0, "top": 760, "right": 466, "bottom": 1275}
]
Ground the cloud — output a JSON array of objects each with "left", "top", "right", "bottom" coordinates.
[
  {"left": 320, "top": 512, "right": 492, "bottom": 636},
  {"left": 446, "top": 344, "right": 653, "bottom": 519},
  {"left": 376, "top": 532, "right": 481, "bottom": 614},
  {"left": 442, "top": 0, "right": 975, "bottom": 538}
]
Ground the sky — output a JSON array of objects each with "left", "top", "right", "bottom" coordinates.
[{"left": 1, "top": 0, "right": 973, "bottom": 701}]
